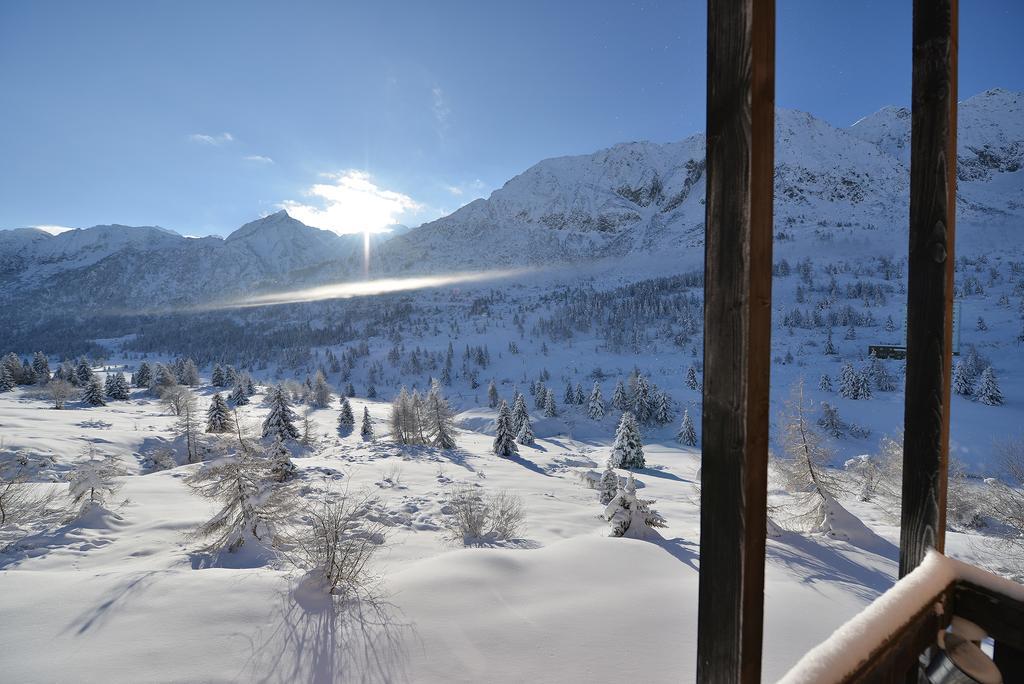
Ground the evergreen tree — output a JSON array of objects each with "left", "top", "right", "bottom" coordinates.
[
  {"left": 345, "top": 382, "right": 356, "bottom": 397},
  {"left": 76, "top": 359, "right": 93, "bottom": 385},
  {"left": 823, "top": 329, "right": 836, "bottom": 355},
  {"left": 493, "top": 400, "right": 519, "bottom": 457},
  {"left": 677, "top": 409, "right": 697, "bottom": 447},
  {"left": 632, "top": 376, "right": 653, "bottom": 425},
  {"left": 612, "top": 379, "right": 628, "bottom": 410},
  {"left": 516, "top": 412, "right": 535, "bottom": 446},
  {"left": 574, "top": 383, "right": 586, "bottom": 405},
  {"left": 855, "top": 368, "right": 873, "bottom": 400},
  {"left": 268, "top": 436, "right": 296, "bottom": 482},
  {"left": 487, "top": 380, "right": 499, "bottom": 409},
  {"left": 685, "top": 366, "right": 700, "bottom": 391},
  {"left": 953, "top": 360, "right": 975, "bottom": 397},
  {"left": 224, "top": 366, "right": 239, "bottom": 388},
  {"left": 211, "top": 364, "right": 226, "bottom": 387},
  {"left": 82, "top": 376, "right": 106, "bottom": 406},
  {"left": 604, "top": 474, "right": 667, "bottom": 538},
  {"left": 0, "top": 365, "right": 14, "bottom": 392},
  {"left": 511, "top": 392, "right": 530, "bottom": 434},
  {"left": 206, "top": 393, "right": 234, "bottom": 433},
  {"left": 543, "top": 389, "right": 558, "bottom": 417},
  {"left": 262, "top": 386, "right": 300, "bottom": 441},
  {"left": 977, "top": 367, "right": 1003, "bottom": 406},
  {"left": 654, "top": 391, "right": 673, "bottom": 425},
  {"left": 608, "top": 412, "right": 645, "bottom": 469},
  {"left": 179, "top": 358, "right": 201, "bottom": 386},
  {"left": 588, "top": 382, "right": 605, "bottom": 420},
  {"left": 599, "top": 466, "right": 618, "bottom": 505},
  {"left": 534, "top": 382, "right": 547, "bottom": 409},
  {"left": 563, "top": 382, "right": 576, "bottom": 406},
  {"left": 360, "top": 406, "right": 374, "bottom": 440},
  {"left": 819, "top": 373, "right": 833, "bottom": 392},
  {"left": 838, "top": 363, "right": 859, "bottom": 399},
  {"left": 31, "top": 352, "right": 50, "bottom": 384},
  {"left": 337, "top": 397, "right": 355, "bottom": 434},
  {"left": 229, "top": 382, "right": 249, "bottom": 406},
  {"left": 818, "top": 402, "right": 843, "bottom": 438},
  {"left": 134, "top": 362, "right": 152, "bottom": 388}
]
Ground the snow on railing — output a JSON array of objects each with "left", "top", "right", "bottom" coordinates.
[{"left": 779, "top": 550, "right": 1024, "bottom": 684}]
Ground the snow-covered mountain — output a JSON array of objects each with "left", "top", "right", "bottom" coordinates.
[{"left": 1, "top": 89, "right": 1021, "bottom": 322}]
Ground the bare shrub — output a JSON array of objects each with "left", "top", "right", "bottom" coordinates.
[
  {"left": 446, "top": 486, "right": 525, "bottom": 544},
  {"left": 285, "top": 490, "right": 387, "bottom": 598},
  {"left": 0, "top": 471, "right": 56, "bottom": 527},
  {"left": 988, "top": 436, "right": 1024, "bottom": 568}
]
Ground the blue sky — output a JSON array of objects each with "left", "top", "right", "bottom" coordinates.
[{"left": 2, "top": 1, "right": 1022, "bottom": 236}]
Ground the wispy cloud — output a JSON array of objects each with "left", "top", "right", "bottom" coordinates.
[
  {"left": 444, "top": 179, "right": 488, "bottom": 200},
  {"left": 243, "top": 154, "right": 274, "bottom": 164},
  {"left": 188, "top": 132, "right": 234, "bottom": 146},
  {"left": 432, "top": 86, "right": 450, "bottom": 138},
  {"left": 32, "top": 224, "right": 74, "bottom": 235},
  {"left": 280, "top": 170, "right": 423, "bottom": 235}
]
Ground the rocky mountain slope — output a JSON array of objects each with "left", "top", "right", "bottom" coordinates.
[{"left": 1, "top": 89, "right": 1021, "bottom": 324}]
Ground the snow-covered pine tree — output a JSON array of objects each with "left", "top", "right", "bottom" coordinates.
[
  {"left": 516, "top": 412, "right": 535, "bottom": 446},
  {"left": 632, "top": 376, "right": 653, "bottom": 425},
  {"left": 82, "top": 376, "right": 106, "bottom": 406},
  {"left": 0, "top": 365, "right": 14, "bottom": 393},
  {"left": 425, "top": 381, "right": 457, "bottom": 449},
  {"left": 654, "top": 391, "right": 673, "bottom": 425},
  {"left": 337, "top": 397, "right": 355, "bottom": 434},
  {"left": 563, "top": 382, "right": 576, "bottom": 406},
  {"left": 599, "top": 466, "right": 618, "bottom": 505},
  {"left": 612, "top": 379, "right": 628, "bottom": 410},
  {"left": 492, "top": 400, "right": 519, "bottom": 457},
  {"left": 823, "top": 329, "right": 836, "bottom": 355},
  {"left": 211, "top": 364, "right": 226, "bottom": 387},
  {"left": 262, "top": 386, "right": 300, "bottom": 442},
  {"left": 677, "top": 408, "right": 697, "bottom": 447},
  {"left": 360, "top": 406, "right": 374, "bottom": 440},
  {"left": 608, "top": 412, "right": 645, "bottom": 469},
  {"left": 180, "top": 359, "right": 201, "bottom": 386},
  {"left": 206, "top": 393, "right": 234, "bottom": 433},
  {"left": 76, "top": 359, "right": 93, "bottom": 385},
  {"left": 345, "top": 382, "right": 356, "bottom": 397},
  {"left": 604, "top": 473, "right": 667, "bottom": 539},
  {"left": 977, "top": 367, "right": 1003, "bottom": 406},
  {"left": 134, "top": 362, "right": 152, "bottom": 388},
  {"left": 268, "top": 436, "right": 297, "bottom": 482},
  {"left": 953, "top": 360, "right": 975, "bottom": 397},
  {"left": 838, "top": 362, "right": 859, "bottom": 399},
  {"left": 685, "top": 366, "right": 700, "bottom": 391},
  {"left": 224, "top": 365, "right": 238, "bottom": 388},
  {"left": 542, "top": 388, "right": 556, "bottom": 417},
  {"left": 511, "top": 392, "right": 529, "bottom": 434},
  {"left": 229, "top": 382, "right": 249, "bottom": 406},
  {"left": 111, "top": 372, "right": 131, "bottom": 400},
  {"left": 31, "top": 352, "right": 49, "bottom": 384},
  {"left": 588, "top": 382, "right": 605, "bottom": 420},
  {"left": 487, "top": 380, "right": 499, "bottom": 409},
  {"left": 819, "top": 373, "right": 833, "bottom": 392},
  {"left": 534, "top": 382, "right": 547, "bottom": 409},
  {"left": 855, "top": 368, "right": 873, "bottom": 400},
  {"left": 574, "top": 383, "right": 586, "bottom": 405}
]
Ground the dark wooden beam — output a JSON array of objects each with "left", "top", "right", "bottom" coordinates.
[
  {"left": 697, "top": 0, "right": 774, "bottom": 681},
  {"left": 900, "top": 0, "right": 958, "bottom": 578}
]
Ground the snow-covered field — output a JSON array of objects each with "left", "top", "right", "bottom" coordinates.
[{"left": 0, "top": 374, "right": 1011, "bottom": 683}]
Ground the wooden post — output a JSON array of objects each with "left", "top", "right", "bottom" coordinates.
[
  {"left": 900, "top": 0, "right": 958, "bottom": 579},
  {"left": 697, "top": 0, "right": 774, "bottom": 681}
]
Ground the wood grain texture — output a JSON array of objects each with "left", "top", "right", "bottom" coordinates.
[
  {"left": 697, "top": 0, "right": 774, "bottom": 682},
  {"left": 900, "top": 0, "right": 958, "bottom": 579}
]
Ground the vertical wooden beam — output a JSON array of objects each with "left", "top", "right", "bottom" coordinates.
[
  {"left": 698, "top": 0, "right": 774, "bottom": 682},
  {"left": 900, "top": 0, "right": 958, "bottom": 578}
]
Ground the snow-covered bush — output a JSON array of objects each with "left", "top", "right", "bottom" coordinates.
[
  {"left": 140, "top": 447, "right": 178, "bottom": 473},
  {"left": 0, "top": 469, "right": 55, "bottom": 527},
  {"left": 446, "top": 486, "right": 525, "bottom": 545},
  {"left": 186, "top": 451, "right": 296, "bottom": 553},
  {"left": 603, "top": 473, "right": 666, "bottom": 539},
  {"left": 68, "top": 454, "right": 123, "bottom": 516}
]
